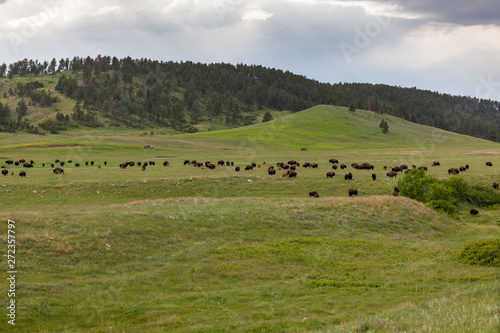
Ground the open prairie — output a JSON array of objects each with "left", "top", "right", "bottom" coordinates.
[{"left": 1, "top": 106, "right": 499, "bottom": 332}]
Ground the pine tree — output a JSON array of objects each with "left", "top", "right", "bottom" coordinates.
[
  {"left": 262, "top": 111, "right": 273, "bottom": 122},
  {"left": 349, "top": 103, "right": 356, "bottom": 113},
  {"left": 16, "top": 99, "right": 28, "bottom": 121}
]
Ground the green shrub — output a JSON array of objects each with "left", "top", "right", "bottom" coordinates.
[
  {"left": 426, "top": 200, "right": 456, "bottom": 217},
  {"left": 398, "top": 169, "right": 438, "bottom": 202},
  {"left": 458, "top": 239, "right": 500, "bottom": 267}
]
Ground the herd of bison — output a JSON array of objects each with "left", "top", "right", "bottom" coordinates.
[{"left": 1, "top": 157, "right": 498, "bottom": 214}]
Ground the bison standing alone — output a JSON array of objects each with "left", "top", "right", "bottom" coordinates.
[{"left": 348, "top": 188, "right": 358, "bottom": 196}]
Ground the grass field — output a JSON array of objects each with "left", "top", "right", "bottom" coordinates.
[{"left": 1, "top": 105, "right": 499, "bottom": 332}]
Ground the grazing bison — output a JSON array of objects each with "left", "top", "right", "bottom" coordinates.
[
  {"left": 386, "top": 171, "right": 397, "bottom": 178},
  {"left": 465, "top": 164, "right": 469, "bottom": 170},
  {"left": 184, "top": 160, "right": 190, "bottom": 165},
  {"left": 344, "top": 173, "right": 353, "bottom": 180},
  {"left": 90, "top": 161, "right": 94, "bottom": 166},
  {"left": 143, "top": 162, "right": 148, "bottom": 167},
  {"left": 53, "top": 168, "right": 64, "bottom": 174},
  {"left": 75, "top": 162, "right": 80, "bottom": 167},
  {"left": 448, "top": 168, "right": 460, "bottom": 175},
  {"left": 51, "top": 163, "right": 55, "bottom": 168},
  {"left": 2, "top": 169, "right": 8, "bottom": 176},
  {"left": 5, "top": 160, "right": 13, "bottom": 165},
  {"left": 226, "top": 161, "right": 231, "bottom": 166},
  {"left": 419, "top": 166, "right": 428, "bottom": 171},
  {"left": 340, "top": 164, "right": 347, "bottom": 169},
  {"left": 287, "top": 170, "right": 297, "bottom": 178},
  {"left": 302, "top": 162, "right": 311, "bottom": 168},
  {"left": 392, "top": 166, "right": 402, "bottom": 172},
  {"left": 432, "top": 161, "right": 440, "bottom": 166},
  {"left": 85, "top": 161, "right": 89, "bottom": 166},
  {"left": 311, "top": 163, "right": 319, "bottom": 168},
  {"left": 372, "top": 173, "right": 376, "bottom": 180},
  {"left": 207, "top": 163, "right": 216, "bottom": 170},
  {"left": 60, "top": 161, "right": 65, "bottom": 167},
  {"left": 288, "top": 160, "right": 298, "bottom": 165},
  {"left": 332, "top": 165, "right": 338, "bottom": 170},
  {"left": 218, "top": 160, "right": 225, "bottom": 166},
  {"left": 326, "top": 172, "right": 335, "bottom": 178},
  {"left": 282, "top": 164, "right": 289, "bottom": 170},
  {"left": 268, "top": 169, "right": 276, "bottom": 175},
  {"left": 55, "top": 159, "right": 60, "bottom": 163},
  {"left": 149, "top": 161, "right": 155, "bottom": 166},
  {"left": 394, "top": 186, "right": 400, "bottom": 193},
  {"left": 348, "top": 188, "right": 358, "bottom": 196},
  {"left": 470, "top": 208, "right": 479, "bottom": 215},
  {"left": 163, "top": 161, "right": 169, "bottom": 166},
  {"left": 329, "top": 159, "right": 339, "bottom": 164},
  {"left": 235, "top": 166, "right": 241, "bottom": 172},
  {"left": 493, "top": 182, "right": 499, "bottom": 190},
  {"left": 104, "top": 161, "right": 107, "bottom": 166},
  {"left": 486, "top": 162, "right": 493, "bottom": 166},
  {"left": 251, "top": 162, "right": 257, "bottom": 167},
  {"left": 459, "top": 166, "right": 466, "bottom": 172},
  {"left": 290, "top": 165, "right": 296, "bottom": 170},
  {"left": 67, "top": 160, "right": 72, "bottom": 164},
  {"left": 14, "top": 161, "right": 19, "bottom": 166},
  {"left": 245, "top": 165, "right": 253, "bottom": 171},
  {"left": 309, "top": 191, "right": 319, "bottom": 198},
  {"left": 142, "top": 165, "right": 146, "bottom": 171},
  {"left": 19, "top": 171, "right": 26, "bottom": 177}
]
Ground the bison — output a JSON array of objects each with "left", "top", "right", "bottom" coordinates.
[
  {"left": 75, "top": 162, "right": 80, "bottom": 167},
  {"left": 329, "top": 159, "right": 339, "bottom": 164},
  {"left": 2, "top": 169, "right": 8, "bottom": 176},
  {"left": 372, "top": 173, "right": 376, "bottom": 180},
  {"left": 326, "top": 172, "right": 335, "bottom": 178},
  {"left": 432, "top": 161, "right": 440, "bottom": 166},
  {"left": 235, "top": 166, "right": 241, "bottom": 172},
  {"left": 486, "top": 162, "right": 493, "bottom": 166},
  {"left": 348, "top": 188, "right": 358, "bottom": 196},
  {"left": 309, "top": 191, "right": 319, "bottom": 198},
  {"left": 287, "top": 170, "right": 297, "bottom": 178},
  {"left": 493, "top": 182, "right": 499, "bottom": 190},
  {"left": 288, "top": 160, "right": 298, "bottom": 165},
  {"left": 386, "top": 171, "right": 397, "bottom": 178},
  {"left": 419, "top": 166, "right": 428, "bottom": 171},
  {"left": 448, "top": 168, "right": 460, "bottom": 175},
  {"left": 344, "top": 173, "right": 353, "bottom": 180},
  {"left": 332, "top": 165, "right": 338, "bottom": 170},
  {"left": 207, "top": 163, "right": 216, "bottom": 170},
  {"left": 251, "top": 162, "right": 257, "bottom": 167},
  {"left": 163, "top": 161, "right": 169, "bottom": 166},
  {"left": 311, "top": 163, "right": 319, "bottom": 168},
  {"left": 245, "top": 165, "right": 253, "bottom": 171},
  {"left": 470, "top": 208, "right": 479, "bottom": 215},
  {"left": 268, "top": 169, "right": 276, "bottom": 175},
  {"left": 19, "top": 171, "right": 26, "bottom": 177},
  {"left": 340, "top": 164, "right": 347, "bottom": 169},
  {"left": 53, "top": 168, "right": 64, "bottom": 174},
  {"left": 218, "top": 160, "right": 225, "bottom": 166},
  {"left": 184, "top": 160, "right": 190, "bottom": 165},
  {"left": 5, "top": 160, "right": 13, "bottom": 165},
  {"left": 302, "top": 162, "right": 311, "bottom": 168}
]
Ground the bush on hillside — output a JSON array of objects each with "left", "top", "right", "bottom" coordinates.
[{"left": 458, "top": 239, "right": 500, "bottom": 267}]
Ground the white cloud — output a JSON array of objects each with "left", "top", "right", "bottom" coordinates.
[
  {"left": 242, "top": 8, "right": 273, "bottom": 21},
  {"left": 92, "top": 6, "right": 121, "bottom": 17}
]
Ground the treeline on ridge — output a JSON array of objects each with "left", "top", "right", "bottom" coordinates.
[{"left": 0, "top": 55, "right": 499, "bottom": 141}]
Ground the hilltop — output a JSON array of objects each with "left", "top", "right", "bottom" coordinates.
[{"left": 0, "top": 56, "right": 499, "bottom": 142}]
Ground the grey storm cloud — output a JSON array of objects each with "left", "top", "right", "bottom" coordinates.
[{"left": 388, "top": 0, "right": 500, "bottom": 26}]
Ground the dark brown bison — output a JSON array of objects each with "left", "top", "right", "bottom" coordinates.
[
  {"left": 290, "top": 165, "right": 296, "bottom": 170},
  {"left": 344, "top": 173, "right": 353, "bottom": 180},
  {"left": 90, "top": 161, "right": 94, "bottom": 166},
  {"left": 459, "top": 166, "right": 466, "bottom": 172},
  {"left": 143, "top": 162, "right": 148, "bottom": 167},
  {"left": 288, "top": 160, "right": 298, "bottom": 165},
  {"left": 372, "top": 173, "right": 376, "bottom": 180},
  {"left": 419, "top": 166, "right": 428, "bottom": 171},
  {"left": 493, "top": 182, "right": 499, "bottom": 190},
  {"left": 67, "top": 160, "right": 72, "bottom": 164},
  {"left": 142, "top": 165, "right": 146, "bottom": 171},
  {"left": 75, "top": 162, "right": 80, "bottom": 167},
  {"left": 53, "top": 168, "right": 64, "bottom": 174},
  {"left": 470, "top": 208, "right": 479, "bottom": 215},
  {"left": 218, "top": 160, "right": 225, "bottom": 166},
  {"left": 19, "top": 171, "right": 26, "bottom": 177},
  {"left": 311, "top": 163, "right": 319, "bottom": 168},
  {"left": 251, "top": 162, "right": 257, "bottom": 167},
  {"left": 245, "top": 165, "right": 253, "bottom": 171},
  {"left": 207, "top": 163, "right": 216, "bottom": 170},
  {"left": 465, "top": 164, "right": 469, "bottom": 169},
  {"left": 60, "top": 161, "right": 65, "bottom": 167},
  {"left": 309, "top": 191, "right": 319, "bottom": 198},
  {"left": 14, "top": 161, "right": 20, "bottom": 166},
  {"left": 2, "top": 169, "right": 8, "bottom": 176},
  {"left": 287, "top": 170, "right": 297, "bottom": 178},
  {"left": 85, "top": 161, "right": 89, "bottom": 166},
  {"left": 184, "top": 160, "right": 190, "bottom": 165},
  {"left": 386, "top": 171, "right": 397, "bottom": 178},
  {"left": 432, "top": 161, "right": 440, "bottom": 166},
  {"left": 268, "top": 169, "right": 276, "bottom": 175},
  {"left": 51, "top": 163, "right": 55, "bottom": 168},
  {"left": 326, "top": 172, "right": 335, "bottom": 178},
  {"left": 340, "top": 164, "right": 347, "bottom": 169},
  {"left": 448, "top": 168, "right": 460, "bottom": 175},
  {"left": 302, "top": 162, "right": 311, "bottom": 168},
  {"left": 5, "top": 160, "right": 13, "bottom": 165},
  {"left": 30, "top": 159, "right": 34, "bottom": 164},
  {"left": 486, "top": 162, "right": 493, "bottom": 166},
  {"left": 163, "top": 161, "right": 169, "bottom": 166},
  {"left": 149, "top": 161, "right": 155, "bottom": 166},
  {"left": 394, "top": 186, "right": 400, "bottom": 193},
  {"left": 332, "top": 165, "right": 338, "bottom": 170},
  {"left": 55, "top": 159, "right": 60, "bottom": 163},
  {"left": 226, "top": 161, "right": 231, "bottom": 166},
  {"left": 235, "top": 166, "right": 240, "bottom": 172},
  {"left": 282, "top": 164, "right": 289, "bottom": 170},
  {"left": 329, "top": 159, "right": 339, "bottom": 164},
  {"left": 392, "top": 166, "right": 402, "bottom": 172},
  {"left": 348, "top": 188, "right": 358, "bottom": 196},
  {"left": 104, "top": 161, "right": 107, "bottom": 166}
]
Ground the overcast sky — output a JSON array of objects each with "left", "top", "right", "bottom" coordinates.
[{"left": 1, "top": 0, "right": 500, "bottom": 101}]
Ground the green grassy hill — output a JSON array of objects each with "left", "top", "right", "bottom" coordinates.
[{"left": 0, "top": 104, "right": 499, "bottom": 332}]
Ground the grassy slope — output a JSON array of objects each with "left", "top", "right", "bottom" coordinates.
[{"left": 0, "top": 105, "right": 499, "bottom": 332}]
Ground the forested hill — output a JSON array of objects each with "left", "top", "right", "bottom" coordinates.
[{"left": 0, "top": 56, "right": 499, "bottom": 142}]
